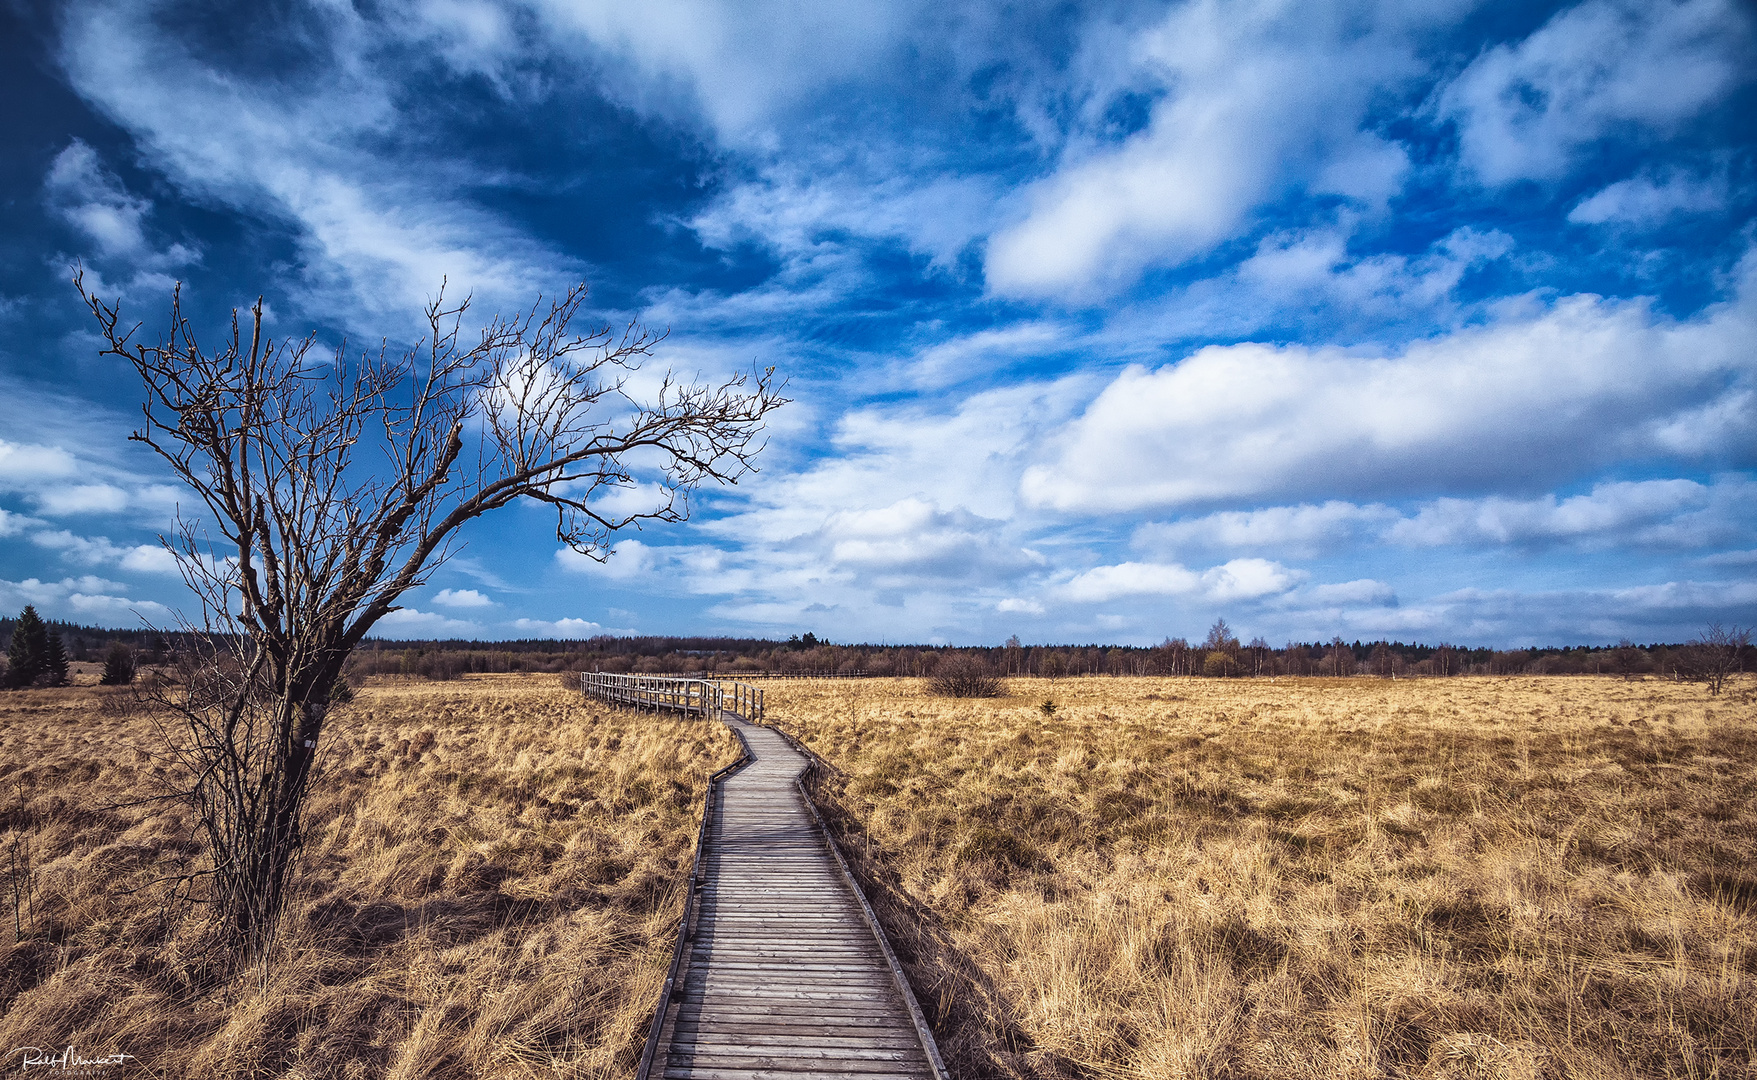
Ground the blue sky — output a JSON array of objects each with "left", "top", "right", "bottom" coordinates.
[{"left": 1, "top": 0, "right": 1753, "bottom": 647}]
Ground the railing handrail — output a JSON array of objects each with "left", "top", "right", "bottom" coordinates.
[{"left": 580, "top": 671, "right": 764, "bottom": 720}]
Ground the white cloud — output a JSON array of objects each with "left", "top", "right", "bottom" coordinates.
[
  {"left": 1238, "top": 225, "right": 1514, "bottom": 314},
  {"left": 530, "top": 0, "right": 923, "bottom": 140},
  {"left": 59, "top": 0, "right": 578, "bottom": 330},
  {"left": 1435, "top": 0, "right": 1751, "bottom": 185},
  {"left": 1137, "top": 501, "right": 1400, "bottom": 557},
  {"left": 0, "top": 576, "right": 171, "bottom": 625},
  {"left": 371, "top": 607, "right": 483, "bottom": 638},
  {"left": 1300, "top": 579, "right": 1397, "bottom": 607},
  {"left": 1199, "top": 557, "right": 1306, "bottom": 602},
  {"left": 43, "top": 138, "right": 199, "bottom": 269},
  {"left": 819, "top": 498, "right": 1039, "bottom": 581},
  {"left": 120, "top": 545, "right": 178, "bottom": 574},
  {"left": 996, "top": 597, "right": 1045, "bottom": 615},
  {"left": 45, "top": 139, "right": 150, "bottom": 258},
  {"left": 29, "top": 529, "right": 180, "bottom": 574},
  {"left": 432, "top": 587, "right": 495, "bottom": 608},
  {"left": 0, "top": 508, "right": 45, "bottom": 538},
  {"left": 1054, "top": 557, "right": 1301, "bottom": 605},
  {"left": 0, "top": 441, "right": 78, "bottom": 484},
  {"left": 899, "top": 322, "right": 1067, "bottom": 391},
  {"left": 1384, "top": 479, "right": 1738, "bottom": 548},
  {"left": 1137, "top": 477, "right": 1754, "bottom": 556},
  {"left": 1392, "top": 578, "right": 1757, "bottom": 646},
  {"left": 1699, "top": 549, "right": 1757, "bottom": 567},
  {"left": 1023, "top": 268, "right": 1757, "bottom": 512},
  {"left": 985, "top": 1, "right": 1446, "bottom": 298},
  {"left": 556, "top": 537, "right": 661, "bottom": 581},
  {"left": 583, "top": 481, "right": 679, "bottom": 524},
  {"left": 1570, "top": 169, "right": 1729, "bottom": 226},
  {"left": 690, "top": 164, "right": 998, "bottom": 277},
  {"left": 32, "top": 484, "right": 132, "bottom": 515},
  {"left": 509, "top": 616, "right": 635, "bottom": 639}
]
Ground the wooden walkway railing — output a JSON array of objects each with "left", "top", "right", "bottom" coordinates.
[{"left": 580, "top": 672, "right": 764, "bottom": 720}]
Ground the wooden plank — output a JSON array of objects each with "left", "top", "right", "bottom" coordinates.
[
  {"left": 673, "top": 1006, "right": 909, "bottom": 1024},
  {"left": 670, "top": 1027, "right": 922, "bottom": 1045},
  {"left": 669, "top": 1045, "right": 918, "bottom": 1064},
  {"left": 664, "top": 1062, "right": 924, "bottom": 1078},
  {"left": 664, "top": 1070, "right": 922, "bottom": 1080}
]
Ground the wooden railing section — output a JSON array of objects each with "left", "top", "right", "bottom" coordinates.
[{"left": 580, "top": 672, "right": 765, "bottom": 720}]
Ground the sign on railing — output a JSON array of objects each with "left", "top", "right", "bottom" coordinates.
[{"left": 580, "top": 672, "right": 765, "bottom": 720}]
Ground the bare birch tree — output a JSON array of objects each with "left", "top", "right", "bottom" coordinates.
[{"left": 77, "top": 272, "right": 785, "bottom": 962}]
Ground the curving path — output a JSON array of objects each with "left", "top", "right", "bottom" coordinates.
[{"left": 649, "top": 714, "right": 945, "bottom": 1080}]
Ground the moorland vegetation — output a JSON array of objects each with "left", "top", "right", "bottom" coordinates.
[
  {"left": 0, "top": 675, "right": 738, "bottom": 1078},
  {"left": 771, "top": 675, "right": 1757, "bottom": 1080}
]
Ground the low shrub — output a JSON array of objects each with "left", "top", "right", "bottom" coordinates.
[{"left": 927, "top": 654, "right": 1005, "bottom": 698}]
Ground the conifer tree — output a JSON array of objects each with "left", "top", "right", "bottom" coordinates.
[
  {"left": 100, "top": 642, "right": 137, "bottom": 686},
  {"left": 44, "top": 631, "right": 69, "bottom": 687},
  {"left": 5, "top": 606, "right": 49, "bottom": 688}
]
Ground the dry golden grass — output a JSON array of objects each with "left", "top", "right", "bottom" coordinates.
[
  {"left": 767, "top": 676, "right": 1757, "bottom": 1080},
  {"left": 0, "top": 674, "right": 739, "bottom": 1079}
]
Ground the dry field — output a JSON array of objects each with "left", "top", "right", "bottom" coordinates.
[
  {"left": 767, "top": 675, "right": 1757, "bottom": 1080},
  {"left": 0, "top": 674, "right": 738, "bottom": 1078}
]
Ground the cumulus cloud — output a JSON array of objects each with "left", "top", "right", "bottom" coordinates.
[
  {"left": 0, "top": 441, "right": 78, "bottom": 484},
  {"left": 371, "top": 607, "right": 483, "bottom": 638},
  {"left": 431, "top": 587, "right": 495, "bottom": 608},
  {"left": 1055, "top": 557, "right": 1302, "bottom": 605},
  {"left": 818, "top": 498, "right": 1040, "bottom": 582},
  {"left": 29, "top": 530, "right": 179, "bottom": 574},
  {"left": 556, "top": 538, "right": 663, "bottom": 581},
  {"left": 0, "top": 508, "right": 45, "bottom": 537},
  {"left": 1023, "top": 270, "right": 1757, "bottom": 512},
  {"left": 0, "top": 575, "right": 171, "bottom": 624},
  {"left": 33, "top": 484, "right": 132, "bottom": 516},
  {"left": 1435, "top": 0, "right": 1751, "bottom": 185},
  {"left": 509, "top": 616, "right": 636, "bottom": 639}
]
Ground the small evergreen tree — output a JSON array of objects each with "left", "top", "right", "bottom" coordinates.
[
  {"left": 5, "top": 606, "right": 49, "bottom": 688},
  {"left": 43, "top": 631, "right": 69, "bottom": 687},
  {"left": 100, "top": 642, "right": 137, "bottom": 686}
]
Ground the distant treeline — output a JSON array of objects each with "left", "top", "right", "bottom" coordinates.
[
  {"left": 0, "top": 617, "right": 174, "bottom": 664},
  {"left": 2, "top": 619, "right": 1744, "bottom": 682},
  {"left": 340, "top": 628, "right": 1744, "bottom": 681}
]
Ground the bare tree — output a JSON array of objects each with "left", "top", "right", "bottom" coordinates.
[
  {"left": 78, "top": 273, "right": 785, "bottom": 962},
  {"left": 1683, "top": 624, "right": 1750, "bottom": 696}
]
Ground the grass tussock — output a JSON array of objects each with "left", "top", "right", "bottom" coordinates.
[
  {"left": 0, "top": 674, "right": 738, "bottom": 1079},
  {"left": 770, "top": 676, "right": 1757, "bottom": 1080}
]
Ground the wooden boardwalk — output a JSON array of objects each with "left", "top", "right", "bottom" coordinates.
[{"left": 643, "top": 714, "right": 946, "bottom": 1080}]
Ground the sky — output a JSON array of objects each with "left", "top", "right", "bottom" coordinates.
[{"left": 0, "top": 0, "right": 1754, "bottom": 648}]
